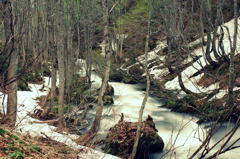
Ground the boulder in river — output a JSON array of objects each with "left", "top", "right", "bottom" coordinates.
[
  {"left": 109, "top": 65, "right": 145, "bottom": 84},
  {"left": 89, "top": 84, "right": 114, "bottom": 105},
  {"left": 109, "top": 69, "right": 125, "bottom": 82},
  {"left": 105, "top": 84, "right": 114, "bottom": 96},
  {"left": 103, "top": 114, "right": 164, "bottom": 159},
  {"left": 103, "top": 95, "right": 114, "bottom": 105},
  {"left": 96, "top": 84, "right": 114, "bottom": 96}
]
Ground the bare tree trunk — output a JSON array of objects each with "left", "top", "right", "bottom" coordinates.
[
  {"left": 17, "top": 2, "right": 27, "bottom": 68},
  {"left": 118, "top": 34, "right": 124, "bottom": 61},
  {"left": 90, "top": 0, "right": 111, "bottom": 134},
  {"left": 25, "top": 0, "right": 32, "bottom": 56},
  {"left": 202, "top": 0, "right": 217, "bottom": 66},
  {"left": 212, "top": 28, "right": 221, "bottom": 61},
  {"left": 178, "top": 72, "right": 197, "bottom": 95},
  {"left": 32, "top": 0, "right": 38, "bottom": 65},
  {"left": 130, "top": 10, "right": 151, "bottom": 159},
  {"left": 85, "top": 24, "right": 93, "bottom": 85},
  {"left": 1, "top": 0, "right": 14, "bottom": 58},
  {"left": 6, "top": 47, "right": 18, "bottom": 127},
  {"left": 63, "top": 0, "right": 75, "bottom": 104},
  {"left": 228, "top": 0, "right": 238, "bottom": 109},
  {"left": 50, "top": 55, "right": 57, "bottom": 113},
  {"left": 205, "top": 32, "right": 215, "bottom": 65},
  {"left": 212, "top": 1, "right": 223, "bottom": 62},
  {"left": 57, "top": 0, "right": 65, "bottom": 129},
  {"left": 46, "top": 0, "right": 56, "bottom": 113},
  {"left": 1, "top": 0, "right": 18, "bottom": 126},
  {"left": 65, "top": 36, "right": 73, "bottom": 104},
  {"left": 76, "top": 0, "right": 111, "bottom": 144}
]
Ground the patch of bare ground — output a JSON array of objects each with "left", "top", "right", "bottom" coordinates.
[
  {"left": 24, "top": 136, "right": 79, "bottom": 159},
  {"left": 0, "top": 127, "right": 79, "bottom": 159},
  {"left": 197, "top": 54, "right": 240, "bottom": 89}
]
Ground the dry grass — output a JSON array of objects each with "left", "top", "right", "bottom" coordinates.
[
  {"left": 26, "top": 136, "right": 79, "bottom": 159},
  {"left": 0, "top": 126, "right": 79, "bottom": 159}
]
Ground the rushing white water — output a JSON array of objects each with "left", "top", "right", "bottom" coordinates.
[{"left": 90, "top": 74, "right": 240, "bottom": 159}]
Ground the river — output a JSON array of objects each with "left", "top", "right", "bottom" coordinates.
[{"left": 89, "top": 74, "right": 240, "bottom": 159}]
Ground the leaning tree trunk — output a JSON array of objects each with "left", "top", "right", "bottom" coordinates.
[
  {"left": 178, "top": 72, "right": 197, "bottom": 96},
  {"left": 212, "top": 28, "right": 221, "bottom": 62},
  {"left": 211, "top": 1, "right": 223, "bottom": 63},
  {"left": 200, "top": 0, "right": 215, "bottom": 66},
  {"left": 1, "top": 0, "right": 18, "bottom": 127},
  {"left": 130, "top": 11, "right": 151, "bottom": 159},
  {"left": 205, "top": 33, "right": 216, "bottom": 65},
  {"left": 76, "top": 0, "right": 111, "bottom": 144},
  {"left": 90, "top": 0, "right": 111, "bottom": 135}
]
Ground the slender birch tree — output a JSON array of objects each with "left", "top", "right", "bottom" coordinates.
[{"left": 130, "top": 6, "right": 151, "bottom": 159}]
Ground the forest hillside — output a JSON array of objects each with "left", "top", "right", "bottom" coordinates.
[{"left": 1, "top": 0, "right": 240, "bottom": 159}]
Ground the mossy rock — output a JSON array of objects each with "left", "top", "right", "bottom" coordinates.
[
  {"left": 122, "top": 65, "right": 145, "bottom": 84},
  {"left": 128, "top": 64, "right": 145, "bottom": 83},
  {"left": 110, "top": 65, "right": 145, "bottom": 84},
  {"left": 68, "top": 76, "right": 91, "bottom": 104},
  {"left": 96, "top": 84, "right": 114, "bottom": 96},
  {"left": 137, "top": 131, "right": 164, "bottom": 157},
  {"left": 105, "top": 84, "right": 114, "bottom": 96},
  {"left": 84, "top": 95, "right": 113, "bottom": 106},
  {"left": 85, "top": 95, "right": 98, "bottom": 103},
  {"left": 43, "top": 66, "right": 51, "bottom": 77},
  {"left": 123, "top": 74, "right": 139, "bottom": 84},
  {"left": 18, "top": 79, "right": 31, "bottom": 91},
  {"left": 19, "top": 68, "right": 43, "bottom": 84},
  {"left": 104, "top": 115, "right": 164, "bottom": 158},
  {"left": 85, "top": 95, "right": 113, "bottom": 105},
  {"left": 109, "top": 69, "right": 125, "bottom": 82},
  {"left": 103, "top": 95, "right": 114, "bottom": 105},
  {"left": 88, "top": 84, "right": 114, "bottom": 105}
]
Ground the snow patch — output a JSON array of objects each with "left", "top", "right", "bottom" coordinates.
[
  {"left": 164, "top": 18, "right": 240, "bottom": 93},
  {"left": 0, "top": 77, "right": 119, "bottom": 159}
]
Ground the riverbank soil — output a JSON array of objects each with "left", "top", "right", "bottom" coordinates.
[{"left": 0, "top": 127, "right": 79, "bottom": 159}]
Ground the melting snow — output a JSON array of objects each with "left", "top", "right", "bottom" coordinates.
[
  {"left": 164, "top": 18, "right": 240, "bottom": 93},
  {"left": 0, "top": 77, "right": 118, "bottom": 159}
]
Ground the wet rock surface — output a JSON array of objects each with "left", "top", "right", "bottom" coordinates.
[{"left": 103, "top": 115, "right": 164, "bottom": 159}]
